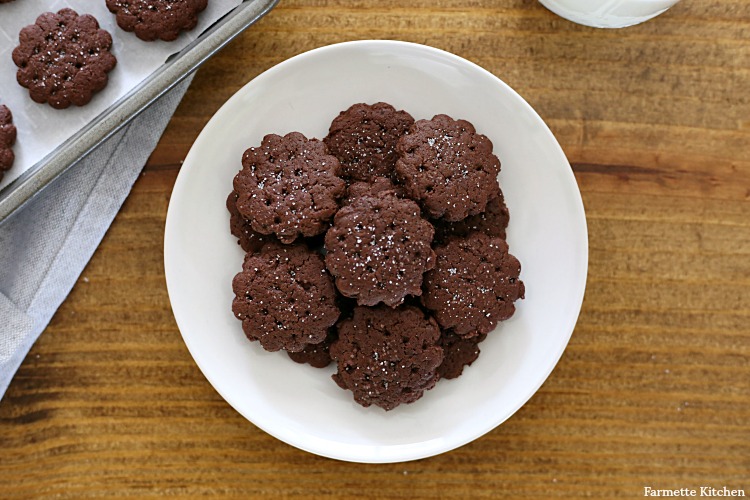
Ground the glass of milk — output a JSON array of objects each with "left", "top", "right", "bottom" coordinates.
[{"left": 539, "top": 0, "right": 680, "bottom": 28}]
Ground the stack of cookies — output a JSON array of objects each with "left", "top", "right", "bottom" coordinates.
[{"left": 228, "top": 102, "right": 525, "bottom": 411}]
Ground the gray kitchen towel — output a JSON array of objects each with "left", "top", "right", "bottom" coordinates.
[{"left": 0, "top": 74, "right": 194, "bottom": 400}]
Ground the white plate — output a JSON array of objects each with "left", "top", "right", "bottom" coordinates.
[{"left": 164, "top": 40, "right": 588, "bottom": 463}]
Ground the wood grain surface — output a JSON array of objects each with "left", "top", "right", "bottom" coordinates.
[{"left": 1, "top": 1, "right": 748, "bottom": 498}]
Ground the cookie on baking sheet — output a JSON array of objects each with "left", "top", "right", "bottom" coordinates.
[
  {"left": 106, "top": 0, "right": 209, "bottom": 42},
  {"left": 324, "top": 102, "right": 415, "bottom": 182},
  {"left": 437, "top": 330, "right": 486, "bottom": 380},
  {"left": 231, "top": 241, "right": 340, "bottom": 353},
  {"left": 0, "top": 105, "right": 17, "bottom": 181},
  {"left": 330, "top": 305, "right": 443, "bottom": 411},
  {"left": 324, "top": 190, "right": 436, "bottom": 307},
  {"left": 12, "top": 9, "right": 117, "bottom": 109},
  {"left": 432, "top": 182, "right": 510, "bottom": 244},
  {"left": 395, "top": 114, "right": 501, "bottom": 222},
  {"left": 233, "top": 132, "right": 346, "bottom": 244},
  {"left": 421, "top": 232, "right": 525, "bottom": 337}
]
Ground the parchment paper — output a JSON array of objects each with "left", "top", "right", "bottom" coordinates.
[{"left": 0, "top": 0, "right": 242, "bottom": 190}]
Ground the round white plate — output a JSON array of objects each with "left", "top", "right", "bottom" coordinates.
[{"left": 164, "top": 40, "right": 588, "bottom": 463}]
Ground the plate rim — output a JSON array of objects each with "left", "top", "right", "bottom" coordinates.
[{"left": 164, "top": 39, "right": 589, "bottom": 463}]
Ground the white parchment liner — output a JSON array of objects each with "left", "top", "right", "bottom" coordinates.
[{"left": 0, "top": 0, "right": 242, "bottom": 189}]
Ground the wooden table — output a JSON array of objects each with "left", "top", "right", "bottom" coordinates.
[{"left": 2, "top": 1, "right": 748, "bottom": 497}]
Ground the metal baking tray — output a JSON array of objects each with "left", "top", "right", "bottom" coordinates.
[{"left": 0, "top": 0, "right": 278, "bottom": 222}]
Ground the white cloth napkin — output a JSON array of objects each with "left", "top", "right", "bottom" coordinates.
[{"left": 0, "top": 75, "right": 194, "bottom": 400}]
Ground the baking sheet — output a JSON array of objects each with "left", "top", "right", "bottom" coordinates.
[{"left": 0, "top": 0, "right": 242, "bottom": 191}]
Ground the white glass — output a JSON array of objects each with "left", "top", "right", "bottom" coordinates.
[{"left": 539, "top": 0, "right": 680, "bottom": 28}]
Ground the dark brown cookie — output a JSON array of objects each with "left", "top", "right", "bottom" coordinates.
[
  {"left": 330, "top": 305, "right": 443, "bottom": 411},
  {"left": 421, "top": 232, "right": 524, "bottom": 337},
  {"left": 233, "top": 132, "right": 346, "bottom": 244},
  {"left": 437, "top": 331, "right": 486, "bottom": 380},
  {"left": 325, "top": 191, "right": 436, "bottom": 307},
  {"left": 433, "top": 182, "right": 509, "bottom": 244},
  {"left": 12, "top": 9, "right": 117, "bottom": 109},
  {"left": 287, "top": 329, "right": 336, "bottom": 368},
  {"left": 0, "top": 105, "right": 16, "bottom": 181},
  {"left": 342, "top": 177, "right": 406, "bottom": 206},
  {"left": 395, "top": 114, "right": 501, "bottom": 222},
  {"left": 106, "top": 0, "right": 208, "bottom": 42},
  {"left": 232, "top": 241, "right": 340, "bottom": 353},
  {"left": 324, "top": 102, "right": 414, "bottom": 182},
  {"left": 0, "top": 0, "right": 17, "bottom": 4},
  {"left": 226, "top": 191, "right": 276, "bottom": 253}
]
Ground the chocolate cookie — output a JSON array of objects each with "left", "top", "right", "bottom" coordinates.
[
  {"left": 325, "top": 191, "right": 436, "bottom": 307},
  {"left": 437, "top": 331, "right": 486, "bottom": 380},
  {"left": 330, "top": 305, "right": 443, "bottom": 411},
  {"left": 287, "top": 329, "right": 336, "bottom": 368},
  {"left": 226, "top": 191, "right": 275, "bottom": 253},
  {"left": 106, "top": 0, "right": 208, "bottom": 42},
  {"left": 0, "top": 105, "right": 16, "bottom": 181},
  {"left": 12, "top": 9, "right": 117, "bottom": 109},
  {"left": 234, "top": 132, "right": 346, "bottom": 244},
  {"left": 433, "top": 183, "right": 509, "bottom": 244},
  {"left": 325, "top": 102, "right": 414, "bottom": 182},
  {"left": 343, "top": 177, "right": 406, "bottom": 206},
  {"left": 232, "top": 241, "right": 340, "bottom": 353},
  {"left": 421, "top": 232, "right": 524, "bottom": 337},
  {"left": 395, "top": 114, "right": 501, "bottom": 221}
]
